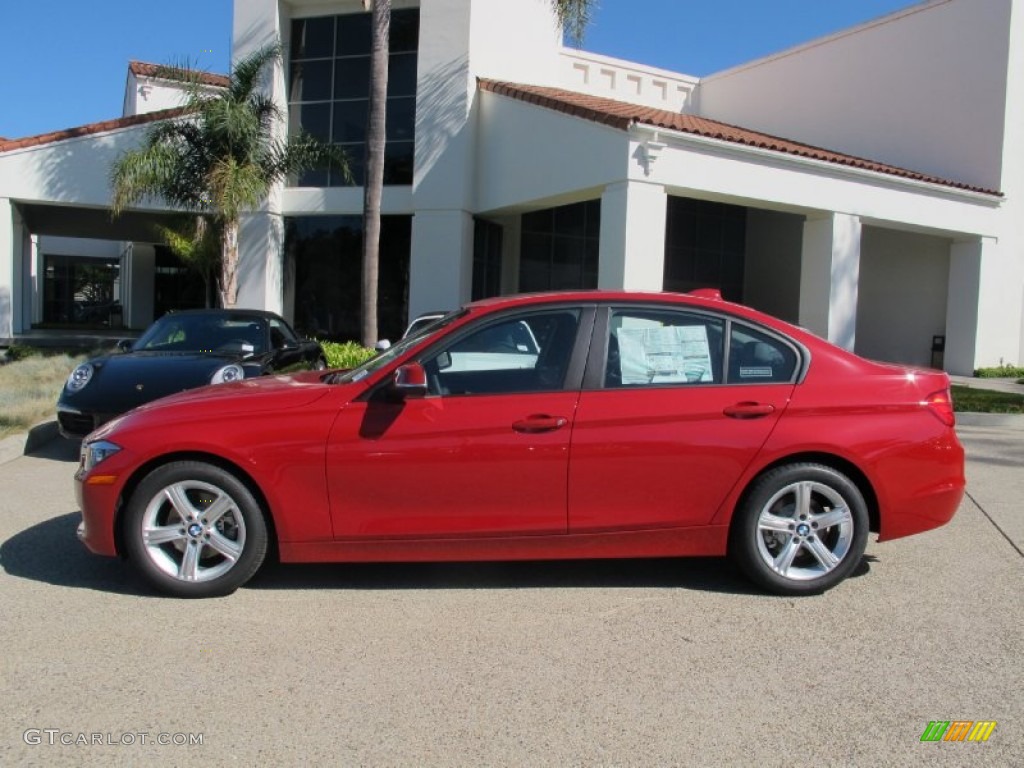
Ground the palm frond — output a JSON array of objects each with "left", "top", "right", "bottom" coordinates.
[
  {"left": 552, "top": 0, "right": 596, "bottom": 46},
  {"left": 229, "top": 42, "right": 282, "bottom": 103}
]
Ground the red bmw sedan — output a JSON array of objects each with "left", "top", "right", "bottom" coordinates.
[{"left": 74, "top": 291, "right": 964, "bottom": 598}]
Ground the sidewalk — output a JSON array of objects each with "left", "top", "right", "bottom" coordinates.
[{"left": 949, "top": 374, "right": 1024, "bottom": 395}]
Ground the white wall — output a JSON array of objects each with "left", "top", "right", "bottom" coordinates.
[
  {"left": 855, "top": 226, "right": 950, "bottom": 368},
  {"left": 0, "top": 125, "right": 157, "bottom": 208},
  {"left": 123, "top": 73, "right": 198, "bottom": 117},
  {"left": 559, "top": 50, "right": 698, "bottom": 112},
  {"left": 698, "top": 0, "right": 1013, "bottom": 192},
  {"left": 476, "top": 92, "right": 629, "bottom": 213}
]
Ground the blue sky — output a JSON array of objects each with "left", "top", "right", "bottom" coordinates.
[{"left": 0, "top": 0, "right": 917, "bottom": 140}]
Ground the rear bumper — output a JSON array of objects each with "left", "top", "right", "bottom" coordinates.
[{"left": 876, "top": 430, "right": 965, "bottom": 541}]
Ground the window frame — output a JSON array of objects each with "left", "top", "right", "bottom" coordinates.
[
  {"left": 404, "top": 304, "right": 597, "bottom": 398},
  {"left": 583, "top": 304, "right": 807, "bottom": 390}
]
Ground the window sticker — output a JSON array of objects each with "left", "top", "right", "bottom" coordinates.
[
  {"left": 739, "top": 366, "right": 773, "bottom": 378},
  {"left": 617, "top": 325, "right": 714, "bottom": 385}
]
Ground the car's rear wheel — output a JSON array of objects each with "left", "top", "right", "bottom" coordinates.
[
  {"left": 123, "top": 462, "right": 268, "bottom": 598},
  {"left": 729, "top": 463, "right": 868, "bottom": 595}
]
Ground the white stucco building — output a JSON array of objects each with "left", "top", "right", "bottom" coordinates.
[{"left": 1, "top": 0, "right": 1021, "bottom": 374}]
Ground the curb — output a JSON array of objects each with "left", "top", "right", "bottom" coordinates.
[
  {"left": 0, "top": 420, "right": 63, "bottom": 466},
  {"left": 955, "top": 412, "right": 1024, "bottom": 430}
]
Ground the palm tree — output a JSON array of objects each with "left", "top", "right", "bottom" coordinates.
[
  {"left": 362, "top": 0, "right": 390, "bottom": 346},
  {"left": 111, "top": 43, "right": 348, "bottom": 308},
  {"left": 359, "top": 0, "right": 595, "bottom": 345}
]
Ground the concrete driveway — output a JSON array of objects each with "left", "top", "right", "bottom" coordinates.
[{"left": 0, "top": 423, "right": 1021, "bottom": 766}]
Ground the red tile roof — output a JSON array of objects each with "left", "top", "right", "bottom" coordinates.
[
  {"left": 478, "top": 79, "right": 1001, "bottom": 197},
  {"left": 0, "top": 108, "right": 187, "bottom": 153},
  {"left": 129, "top": 61, "right": 230, "bottom": 89}
]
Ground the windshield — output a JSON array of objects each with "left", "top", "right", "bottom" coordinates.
[
  {"left": 134, "top": 313, "right": 268, "bottom": 355},
  {"left": 329, "top": 310, "right": 467, "bottom": 384}
]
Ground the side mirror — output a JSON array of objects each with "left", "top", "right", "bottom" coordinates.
[
  {"left": 391, "top": 363, "right": 428, "bottom": 398},
  {"left": 374, "top": 339, "right": 392, "bottom": 353},
  {"left": 115, "top": 339, "right": 133, "bottom": 353}
]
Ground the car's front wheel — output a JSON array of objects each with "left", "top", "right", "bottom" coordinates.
[
  {"left": 123, "top": 462, "right": 268, "bottom": 598},
  {"left": 729, "top": 463, "right": 869, "bottom": 595}
]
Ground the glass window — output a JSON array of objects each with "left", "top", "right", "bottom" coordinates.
[
  {"left": 423, "top": 310, "right": 581, "bottom": 396},
  {"left": 605, "top": 309, "right": 724, "bottom": 388},
  {"left": 727, "top": 323, "right": 798, "bottom": 384},
  {"left": 291, "top": 17, "right": 335, "bottom": 60},
  {"left": 287, "top": 8, "right": 419, "bottom": 188},
  {"left": 519, "top": 200, "right": 600, "bottom": 292},
  {"left": 269, "top": 318, "right": 299, "bottom": 348},
  {"left": 287, "top": 215, "right": 411, "bottom": 341},
  {"left": 334, "top": 56, "right": 371, "bottom": 99},
  {"left": 663, "top": 197, "right": 747, "bottom": 301}
]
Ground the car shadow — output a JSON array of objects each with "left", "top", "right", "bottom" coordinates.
[
  {"left": 247, "top": 554, "right": 874, "bottom": 595},
  {"left": 1, "top": 512, "right": 148, "bottom": 596},
  {"left": 27, "top": 436, "right": 81, "bottom": 464},
  {"left": 2, "top": 512, "right": 874, "bottom": 598}
]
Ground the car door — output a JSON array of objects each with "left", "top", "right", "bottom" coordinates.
[
  {"left": 568, "top": 305, "right": 799, "bottom": 533},
  {"left": 327, "top": 306, "right": 593, "bottom": 538}
]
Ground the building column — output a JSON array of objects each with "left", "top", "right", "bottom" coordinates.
[
  {"left": 409, "top": 209, "right": 474, "bottom": 320},
  {"left": 0, "top": 198, "right": 16, "bottom": 338},
  {"left": 798, "top": 212, "right": 862, "bottom": 350},
  {"left": 28, "top": 235, "right": 41, "bottom": 326},
  {"left": 236, "top": 211, "right": 285, "bottom": 314},
  {"left": 946, "top": 237, "right": 1022, "bottom": 374},
  {"left": 127, "top": 243, "right": 156, "bottom": 329},
  {"left": 598, "top": 181, "right": 667, "bottom": 290}
]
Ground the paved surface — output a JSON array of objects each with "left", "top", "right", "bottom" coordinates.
[{"left": 0, "top": 427, "right": 1021, "bottom": 766}]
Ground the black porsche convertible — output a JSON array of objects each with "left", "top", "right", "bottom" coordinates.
[{"left": 57, "top": 309, "right": 327, "bottom": 438}]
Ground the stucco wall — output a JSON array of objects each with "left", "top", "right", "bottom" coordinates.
[
  {"left": 698, "top": 0, "right": 1013, "bottom": 193},
  {"left": 855, "top": 226, "right": 950, "bottom": 368}
]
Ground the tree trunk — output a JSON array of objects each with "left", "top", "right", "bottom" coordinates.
[
  {"left": 220, "top": 218, "right": 239, "bottom": 308},
  {"left": 361, "top": 0, "right": 390, "bottom": 346}
]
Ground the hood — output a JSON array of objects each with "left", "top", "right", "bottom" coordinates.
[
  {"left": 90, "top": 371, "right": 347, "bottom": 441},
  {"left": 61, "top": 351, "right": 250, "bottom": 411}
]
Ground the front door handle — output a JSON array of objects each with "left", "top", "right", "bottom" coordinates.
[
  {"left": 512, "top": 415, "right": 568, "bottom": 433},
  {"left": 723, "top": 402, "right": 776, "bottom": 419}
]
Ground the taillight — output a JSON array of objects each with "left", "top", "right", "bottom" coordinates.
[{"left": 924, "top": 388, "right": 956, "bottom": 427}]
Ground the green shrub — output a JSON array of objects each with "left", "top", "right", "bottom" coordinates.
[
  {"left": 322, "top": 340, "right": 376, "bottom": 370},
  {"left": 974, "top": 364, "right": 1024, "bottom": 378},
  {"left": 4, "top": 344, "right": 36, "bottom": 362},
  {"left": 951, "top": 385, "right": 1024, "bottom": 414}
]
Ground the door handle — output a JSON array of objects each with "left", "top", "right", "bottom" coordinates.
[
  {"left": 512, "top": 415, "right": 568, "bottom": 433},
  {"left": 723, "top": 402, "right": 776, "bottom": 419}
]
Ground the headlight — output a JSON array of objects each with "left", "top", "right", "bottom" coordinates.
[
  {"left": 211, "top": 364, "right": 245, "bottom": 384},
  {"left": 66, "top": 363, "right": 94, "bottom": 392},
  {"left": 80, "top": 439, "right": 121, "bottom": 472}
]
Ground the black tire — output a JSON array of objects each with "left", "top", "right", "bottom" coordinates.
[
  {"left": 123, "top": 461, "right": 268, "bottom": 598},
  {"left": 729, "top": 463, "right": 869, "bottom": 596}
]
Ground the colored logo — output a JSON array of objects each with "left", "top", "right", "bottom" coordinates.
[{"left": 920, "top": 721, "right": 996, "bottom": 742}]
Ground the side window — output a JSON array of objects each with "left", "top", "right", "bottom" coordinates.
[
  {"left": 727, "top": 323, "right": 798, "bottom": 383},
  {"left": 606, "top": 309, "right": 724, "bottom": 387},
  {"left": 269, "top": 318, "right": 298, "bottom": 349},
  {"left": 423, "top": 310, "right": 580, "bottom": 396}
]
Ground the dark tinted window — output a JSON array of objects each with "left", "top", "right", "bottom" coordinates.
[
  {"left": 727, "top": 323, "right": 798, "bottom": 383},
  {"left": 423, "top": 310, "right": 581, "bottom": 396}
]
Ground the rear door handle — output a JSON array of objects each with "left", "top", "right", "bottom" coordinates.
[
  {"left": 512, "top": 415, "right": 568, "bottom": 433},
  {"left": 723, "top": 402, "right": 776, "bottom": 419}
]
